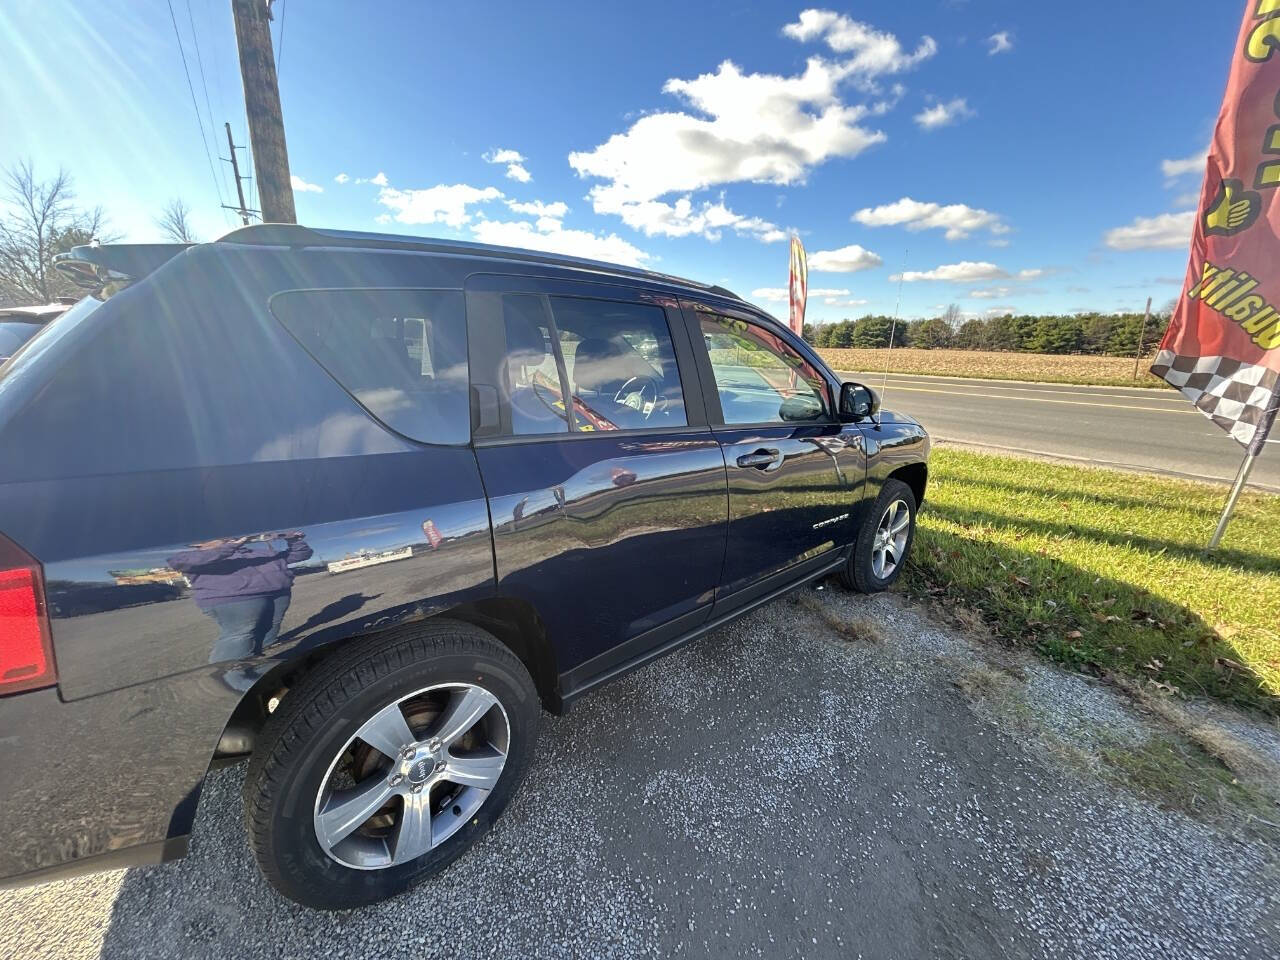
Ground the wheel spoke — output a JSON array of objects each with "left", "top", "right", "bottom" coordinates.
[
  {"left": 316, "top": 777, "right": 393, "bottom": 849},
  {"left": 444, "top": 747, "right": 505, "bottom": 790},
  {"left": 354, "top": 700, "right": 417, "bottom": 760},
  {"left": 431, "top": 687, "right": 497, "bottom": 747},
  {"left": 872, "top": 546, "right": 885, "bottom": 577},
  {"left": 392, "top": 790, "right": 434, "bottom": 864},
  {"left": 890, "top": 512, "right": 910, "bottom": 536}
]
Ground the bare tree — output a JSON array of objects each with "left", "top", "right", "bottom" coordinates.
[
  {"left": 156, "top": 198, "right": 197, "bottom": 244},
  {"left": 941, "top": 303, "right": 964, "bottom": 330},
  {"left": 0, "top": 159, "right": 108, "bottom": 305}
]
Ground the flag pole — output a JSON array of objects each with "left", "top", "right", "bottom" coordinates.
[
  {"left": 1206, "top": 449, "right": 1259, "bottom": 551},
  {"left": 1206, "top": 389, "right": 1276, "bottom": 551},
  {"left": 1132, "top": 297, "right": 1151, "bottom": 379}
]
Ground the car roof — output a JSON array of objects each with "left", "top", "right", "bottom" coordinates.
[
  {"left": 53, "top": 225, "right": 765, "bottom": 317},
  {"left": 214, "top": 224, "right": 744, "bottom": 302}
]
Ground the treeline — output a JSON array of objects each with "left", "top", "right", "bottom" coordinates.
[
  {"left": 1, "top": 159, "right": 197, "bottom": 306},
  {"left": 805, "top": 311, "right": 1171, "bottom": 356}
]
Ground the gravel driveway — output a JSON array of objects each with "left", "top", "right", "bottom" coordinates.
[{"left": 3, "top": 588, "right": 1278, "bottom": 960}]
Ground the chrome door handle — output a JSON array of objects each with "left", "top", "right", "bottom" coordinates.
[{"left": 736, "top": 449, "right": 781, "bottom": 469}]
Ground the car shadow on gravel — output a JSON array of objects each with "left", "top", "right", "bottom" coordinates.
[{"left": 88, "top": 593, "right": 1280, "bottom": 960}]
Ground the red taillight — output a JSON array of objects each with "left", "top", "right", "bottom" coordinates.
[{"left": 0, "top": 534, "right": 55, "bottom": 694}]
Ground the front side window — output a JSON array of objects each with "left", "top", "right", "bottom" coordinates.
[
  {"left": 497, "top": 293, "right": 687, "bottom": 435},
  {"left": 700, "top": 314, "right": 830, "bottom": 425},
  {"left": 272, "top": 289, "right": 469, "bottom": 445}
]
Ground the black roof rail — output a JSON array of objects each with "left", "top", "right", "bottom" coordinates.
[{"left": 216, "top": 223, "right": 743, "bottom": 302}]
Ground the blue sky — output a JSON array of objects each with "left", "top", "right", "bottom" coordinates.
[{"left": 0, "top": 1, "right": 1240, "bottom": 321}]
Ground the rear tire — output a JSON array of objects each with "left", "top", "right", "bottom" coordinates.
[
  {"left": 840, "top": 478, "right": 917, "bottom": 593},
  {"left": 243, "top": 619, "right": 539, "bottom": 910}
]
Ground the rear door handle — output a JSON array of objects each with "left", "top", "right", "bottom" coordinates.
[{"left": 736, "top": 449, "right": 781, "bottom": 469}]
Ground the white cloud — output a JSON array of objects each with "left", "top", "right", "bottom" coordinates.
[
  {"left": 987, "top": 32, "right": 1013, "bottom": 55},
  {"left": 356, "top": 172, "right": 390, "bottom": 186},
  {"left": 914, "top": 97, "right": 975, "bottom": 131},
  {"left": 484, "top": 148, "right": 531, "bottom": 183},
  {"left": 751, "top": 286, "right": 852, "bottom": 301},
  {"left": 570, "top": 11, "right": 935, "bottom": 240},
  {"left": 469, "top": 217, "right": 651, "bottom": 267},
  {"left": 506, "top": 199, "right": 569, "bottom": 219},
  {"left": 891, "top": 261, "right": 1009, "bottom": 283},
  {"left": 822, "top": 296, "right": 869, "bottom": 307},
  {"left": 1161, "top": 150, "right": 1207, "bottom": 180},
  {"left": 377, "top": 183, "right": 504, "bottom": 228},
  {"left": 290, "top": 175, "right": 324, "bottom": 194},
  {"left": 985, "top": 306, "right": 1018, "bottom": 316},
  {"left": 484, "top": 148, "right": 524, "bottom": 164},
  {"left": 334, "top": 173, "right": 350, "bottom": 184},
  {"left": 1017, "top": 268, "right": 1044, "bottom": 279},
  {"left": 569, "top": 57, "right": 887, "bottom": 236},
  {"left": 1103, "top": 211, "right": 1195, "bottom": 250},
  {"left": 782, "top": 9, "right": 937, "bottom": 81},
  {"left": 1173, "top": 190, "right": 1201, "bottom": 207},
  {"left": 591, "top": 194, "right": 786, "bottom": 242},
  {"left": 808, "top": 244, "right": 883, "bottom": 273},
  {"left": 852, "top": 197, "right": 1008, "bottom": 240},
  {"left": 968, "top": 287, "right": 1012, "bottom": 299}
]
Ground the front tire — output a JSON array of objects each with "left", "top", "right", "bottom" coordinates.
[
  {"left": 841, "top": 478, "right": 917, "bottom": 593},
  {"left": 243, "top": 619, "right": 539, "bottom": 910}
]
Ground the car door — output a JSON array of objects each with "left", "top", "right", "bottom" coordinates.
[
  {"left": 681, "top": 299, "right": 866, "bottom": 610},
  {"left": 467, "top": 274, "right": 728, "bottom": 698}
]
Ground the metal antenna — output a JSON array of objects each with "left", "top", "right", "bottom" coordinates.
[{"left": 881, "top": 248, "right": 908, "bottom": 401}]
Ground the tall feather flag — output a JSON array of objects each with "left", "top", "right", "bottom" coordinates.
[
  {"left": 1152, "top": 1, "right": 1280, "bottom": 455},
  {"left": 1154, "top": 0, "right": 1280, "bottom": 547},
  {"left": 788, "top": 235, "right": 808, "bottom": 337}
]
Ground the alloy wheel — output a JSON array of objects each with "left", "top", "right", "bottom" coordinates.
[
  {"left": 871, "top": 498, "right": 910, "bottom": 579},
  {"left": 312, "top": 682, "right": 509, "bottom": 870}
]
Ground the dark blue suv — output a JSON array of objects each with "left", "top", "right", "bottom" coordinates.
[{"left": 0, "top": 225, "right": 929, "bottom": 908}]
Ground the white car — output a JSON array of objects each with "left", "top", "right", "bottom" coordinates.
[{"left": 0, "top": 302, "right": 71, "bottom": 364}]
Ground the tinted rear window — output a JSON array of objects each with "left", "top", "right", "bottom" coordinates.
[{"left": 270, "top": 289, "right": 469, "bottom": 445}]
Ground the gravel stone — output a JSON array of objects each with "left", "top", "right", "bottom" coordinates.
[{"left": 2, "top": 587, "right": 1277, "bottom": 959}]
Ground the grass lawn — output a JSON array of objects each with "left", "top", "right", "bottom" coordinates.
[
  {"left": 907, "top": 448, "right": 1280, "bottom": 713},
  {"left": 818, "top": 347, "right": 1168, "bottom": 389}
]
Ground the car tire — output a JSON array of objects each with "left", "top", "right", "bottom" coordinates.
[
  {"left": 840, "top": 478, "right": 917, "bottom": 594},
  {"left": 243, "top": 619, "right": 539, "bottom": 910}
]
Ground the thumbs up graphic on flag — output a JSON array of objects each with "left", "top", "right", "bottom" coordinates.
[{"left": 1204, "top": 178, "right": 1261, "bottom": 235}]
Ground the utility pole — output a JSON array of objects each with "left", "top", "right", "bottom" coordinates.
[
  {"left": 1132, "top": 296, "right": 1152, "bottom": 379},
  {"left": 222, "top": 122, "right": 253, "bottom": 225},
  {"left": 230, "top": 0, "right": 295, "bottom": 223}
]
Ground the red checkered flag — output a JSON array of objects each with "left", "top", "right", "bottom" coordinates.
[
  {"left": 1158, "top": 2, "right": 1280, "bottom": 546},
  {"left": 1153, "top": 2, "right": 1280, "bottom": 458}
]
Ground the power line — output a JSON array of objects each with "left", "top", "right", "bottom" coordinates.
[
  {"left": 166, "top": 0, "right": 226, "bottom": 216},
  {"left": 275, "top": 0, "right": 289, "bottom": 79},
  {"left": 185, "top": 0, "right": 234, "bottom": 204}
]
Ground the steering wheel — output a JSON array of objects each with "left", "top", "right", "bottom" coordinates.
[{"left": 613, "top": 375, "right": 666, "bottom": 420}]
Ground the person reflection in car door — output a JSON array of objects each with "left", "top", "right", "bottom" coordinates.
[{"left": 168, "top": 532, "right": 313, "bottom": 688}]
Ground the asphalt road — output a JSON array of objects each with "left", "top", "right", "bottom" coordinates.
[
  {"left": 3, "top": 589, "right": 1277, "bottom": 960},
  {"left": 836, "top": 372, "right": 1280, "bottom": 491}
]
